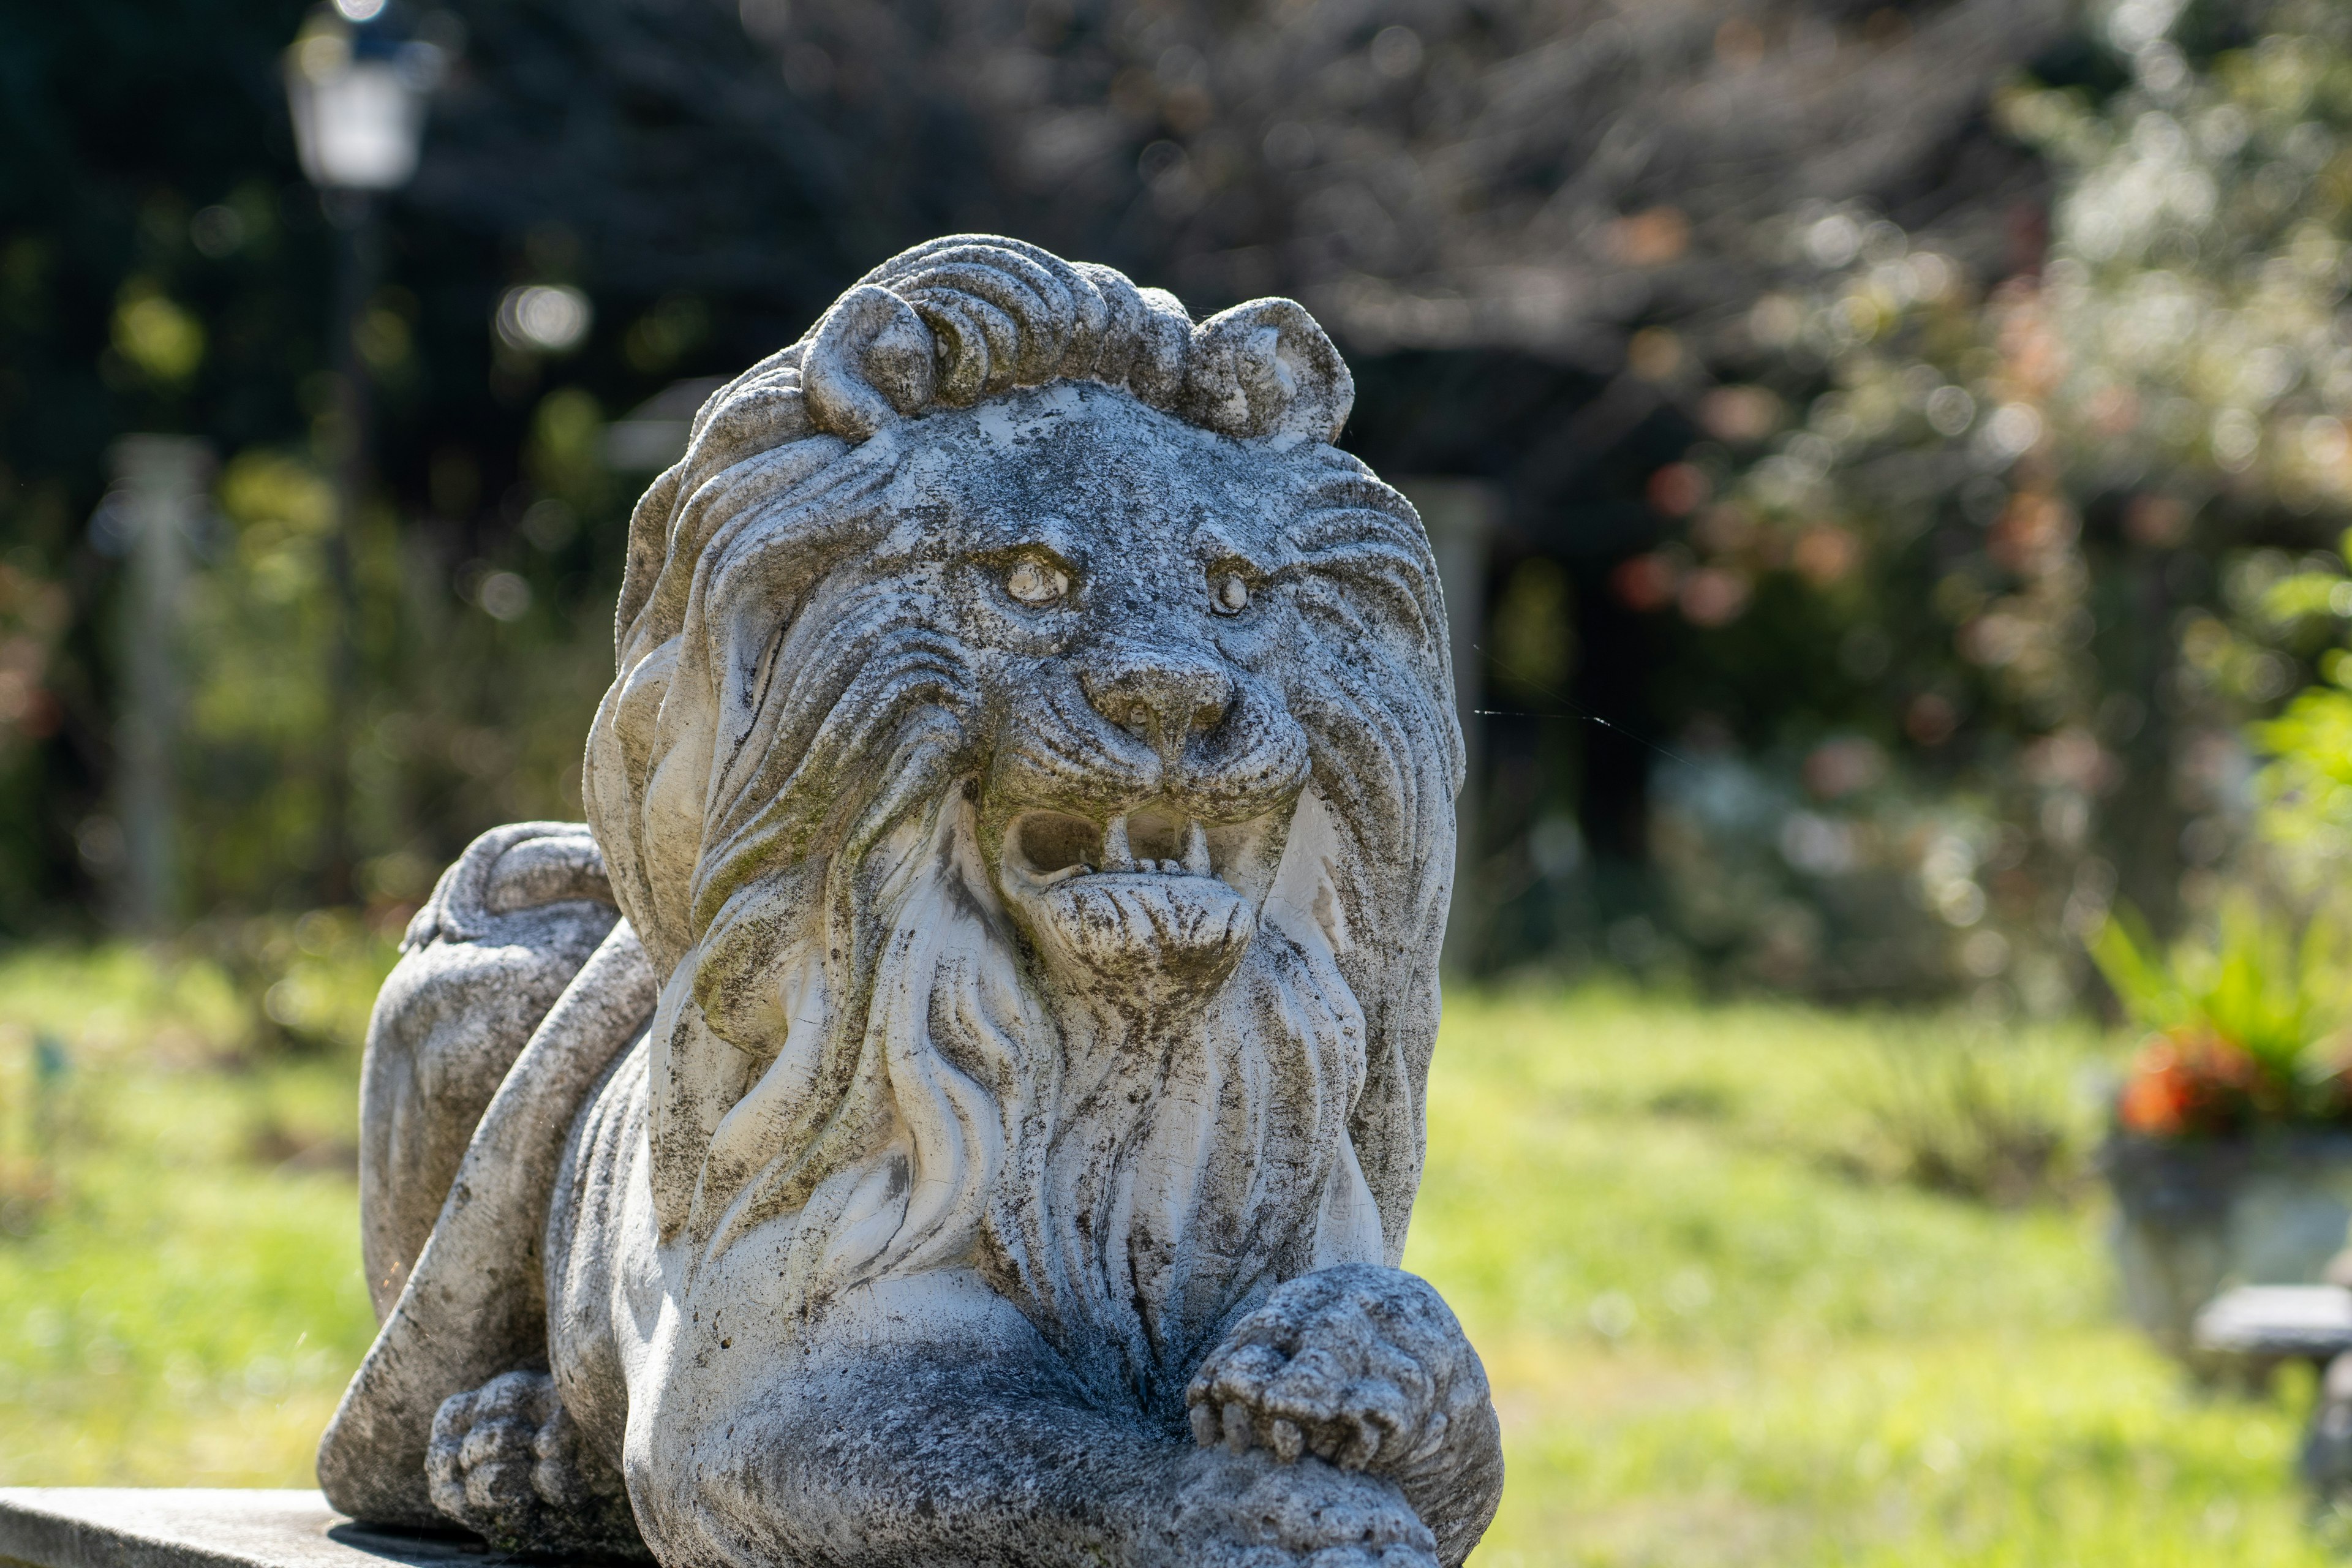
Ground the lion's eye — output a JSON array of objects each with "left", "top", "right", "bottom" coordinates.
[
  {"left": 1005, "top": 558, "right": 1068, "bottom": 607},
  {"left": 1212, "top": 573, "right": 1250, "bottom": 616}
]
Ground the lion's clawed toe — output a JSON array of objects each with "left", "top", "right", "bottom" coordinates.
[
  {"left": 1186, "top": 1264, "right": 1485, "bottom": 1477},
  {"left": 426, "top": 1370, "right": 645, "bottom": 1559}
]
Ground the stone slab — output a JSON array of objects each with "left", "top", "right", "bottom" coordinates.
[
  {"left": 2193, "top": 1284, "right": 2352, "bottom": 1362},
  {"left": 0, "top": 1490, "right": 493, "bottom": 1568}
]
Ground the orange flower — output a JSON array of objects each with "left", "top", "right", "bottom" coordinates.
[
  {"left": 2118, "top": 1043, "right": 2192, "bottom": 1135},
  {"left": 2116, "top": 1028, "right": 2264, "bottom": 1137}
]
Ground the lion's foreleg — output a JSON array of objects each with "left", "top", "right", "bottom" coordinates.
[
  {"left": 644, "top": 1329, "right": 1442, "bottom": 1568},
  {"left": 1185, "top": 1264, "right": 1505, "bottom": 1567}
]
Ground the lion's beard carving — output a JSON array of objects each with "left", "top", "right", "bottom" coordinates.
[{"left": 665, "top": 787, "right": 1381, "bottom": 1414}]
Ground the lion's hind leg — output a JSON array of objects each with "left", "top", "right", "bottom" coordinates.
[
  {"left": 360, "top": 823, "right": 617, "bottom": 1320},
  {"left": 427, "top": 1370, "right": 647, "bottom": 1559}
]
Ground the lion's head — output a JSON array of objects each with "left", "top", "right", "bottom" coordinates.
[{"left": 581, "top": 237, "right": 1458, "bottom": 1411}]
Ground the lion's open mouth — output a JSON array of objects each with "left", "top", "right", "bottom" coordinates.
[
  {"left": 1007, "top": 806, "right": 1221, "bottom": 884},
  {"left": 997, "top": 805, "right": 1267, "bottom": 995}
]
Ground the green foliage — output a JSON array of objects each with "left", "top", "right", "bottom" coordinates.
[
  {"left": 2252, "top": 530, "right": 2352, "bottom": 886},
  {"left": 2092, "top": 899, "right": 2352, "bottom": 1082},
  {"left": 1620, "top": 0, "right": 2352, "bottom": 1000},
  {"left": 0, "top": 0, "right": 952, "bottom": 925},
  {"left": 178, "top": 452, "right": 340, "bottom": 910},
  {"left": 2082, "top": 884, "right": 2352, "bottom": 1136},
  {"left": 527, "top": 388, "right": 610, "bottom": 515},
  {"left": 110, "top": 281, "right": 205, "bottom": 386},
  {"left": 164, "top": 431, "right": 622, "bottom": 914},
  {"left": 1848, "top": 1028, "right": 2095, "bottom": 1205},
  {"left": 2258, "top": 676, "right": 2352, "bottom": 863},
  {"left": 1490, "top": 557, "right": 1577, "bottom": 701}
]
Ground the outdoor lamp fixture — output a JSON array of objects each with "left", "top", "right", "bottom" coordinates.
[
  {"left": 284, "top": 2, "right": 446, "bottom": 196},
  {"left": 282, "top": 0, "right": 450, "bottom": 905}
]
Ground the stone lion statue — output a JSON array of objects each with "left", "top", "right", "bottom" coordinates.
[{"left": 318, "top": 235, "right": 1502, "bottom": 1567}]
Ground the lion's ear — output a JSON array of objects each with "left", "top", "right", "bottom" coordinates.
[
  {"left": 804, "top": 285, "right": 938, "bottom": 442},
  {"left": 1180, "top": 300, "right": 1354, "bottom": 445}
]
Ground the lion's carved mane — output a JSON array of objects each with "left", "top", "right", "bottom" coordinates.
[{"left": 576, "top": 236, "right": 1460, "bottom": 1409}]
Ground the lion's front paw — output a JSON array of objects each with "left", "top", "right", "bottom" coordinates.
[
  {"left": 426, "top": 1370, "right": 646, "bottom": 1559},
  {"left": 1153, "top": 1449, "right": 1437, "bottom": 1568},
  {"left": 1186, "top": 1264, "right": 1487, "bottom": 1476}
]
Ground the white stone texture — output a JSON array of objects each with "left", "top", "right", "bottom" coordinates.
[{"left": 318, "top": 236, "right": 1500, "bottom": 1567}]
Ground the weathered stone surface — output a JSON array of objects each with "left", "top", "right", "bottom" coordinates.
[
  {"left": 0, "top": 1489, "right": 481, "bottom": 1568},
  {"left": 317, "top": 235, "right": 1502, "bottom": 1566},
  {"left": 2195, "top": 1284, "right": 2352, "bottom": 1365}
]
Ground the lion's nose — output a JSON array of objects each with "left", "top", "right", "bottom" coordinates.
[{"left": 1079, "top": 643, "right": 1232, "bottom": 749}]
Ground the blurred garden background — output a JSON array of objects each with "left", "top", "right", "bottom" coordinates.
[{"left": 19, "top": 0, "right": 2352, "bottom": 1561}]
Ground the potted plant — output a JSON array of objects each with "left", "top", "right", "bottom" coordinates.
[{"left": 2094, "top": 900, "right": 2352, "bottom": 1356}]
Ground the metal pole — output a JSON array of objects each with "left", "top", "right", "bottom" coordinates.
[
  {"left": 1400, "top": 478, "right": 1499, "bottom": 981},
  {"left": 320, "top": 189, "right": 376, "bottom": 906},
  {"left": 108, "top": 434, "right": 209, "bottom": 934}
]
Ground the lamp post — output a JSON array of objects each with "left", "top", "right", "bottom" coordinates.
[
  {"left": 284, "top": 1, "right": 443, "bottom": 903},
  {"left": 107, "top": 436, "right": 211, "bottom": 934}
]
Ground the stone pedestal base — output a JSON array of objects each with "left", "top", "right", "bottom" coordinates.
[{"left": 0, "top": 1490, "right": 487, "bottom": 1568}]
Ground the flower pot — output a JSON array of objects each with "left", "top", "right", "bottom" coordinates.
[{"left": 2104, "top": 1130, "right": 2352, "bottom": 1356}]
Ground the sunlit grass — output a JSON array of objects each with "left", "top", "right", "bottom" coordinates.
[
  {"left": 1408, "top": 987, "right": 2329, "bottom": 1566},
  {"left": 0, "top": 943, "right": 379, "bottom": 1487},
  {"left": 0, "top": 951, "right": 2334, "bottom": 1561}
]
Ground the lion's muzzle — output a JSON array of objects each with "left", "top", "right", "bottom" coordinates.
[
  {"left": 998, "top": 803, "right": 1265, "bottom": 1001},
  {"left": 1032, "top": 872, "right": 1255, "bottom": 995}
]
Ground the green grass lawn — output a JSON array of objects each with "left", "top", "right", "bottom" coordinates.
[
  {"left": 1408, "top": 989, "right": 2332, "bottom": 1566},
  {"left": 0, "top": 949, "right": 2335, "bottom": 1562},
  {"left": 0, "top": 943, "right": 378, "bottom": 1486}
]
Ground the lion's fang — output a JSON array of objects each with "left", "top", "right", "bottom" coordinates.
[
  {"left": 1102, "top": 815, "right": 1136, "bottom": 872},
  {"left": 1183, "top": 820, "right": 1211, "bottom": 876}
]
